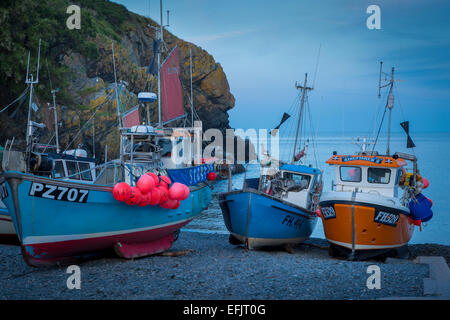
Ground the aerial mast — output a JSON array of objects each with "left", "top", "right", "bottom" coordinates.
[
  {"left": 157, "top": 0, "right": 164, "bottom": 127},
  {"left": 386, "top": 67, "right": 395, "bottom": 156},
  {"left": 291, "top": 73, "right": 313, "bottom": 164},
  {"left": 50, "top": 88, "right": 60, "bottom": 153},
  {"left": 25, "top": 39, "right": 41, "bottom": 148}
]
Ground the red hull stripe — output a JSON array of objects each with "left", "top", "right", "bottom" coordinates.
[{"left": 24, "top": 219, "right": 190, "bottom": 260}]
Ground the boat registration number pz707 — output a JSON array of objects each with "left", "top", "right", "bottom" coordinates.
[
  {"left": 0, "top": 182, "right": 8, "bottom": 201},
  {"left": 374, "top": 210, "right": 399, "bottom": 226},
  {"left": 28, "top": 182, "right": 89, "bottom": 203},
  {"left": 321, "top": 206, "right": 336, "bottom": 219}
]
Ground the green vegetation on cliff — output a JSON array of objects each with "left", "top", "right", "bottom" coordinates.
[{"left": 0, "top": 0, "right": 235, "bottom": 160}]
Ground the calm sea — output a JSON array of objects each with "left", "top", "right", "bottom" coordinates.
[{"left": 184, "top": 132, "right": 450, "bottom": 245}]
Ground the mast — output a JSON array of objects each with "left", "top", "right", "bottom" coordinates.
[
  {"left": 190, "top": 47, "right": 194, "bottom": 127},
  {"left": 51, "top": 88, "right": 60, "bottom": 153},
  {"left": 291, "top": 73, "right": 313, "bottom": 164},
  {"left": 157, "top": 0, "right": 164, "bottom": 127},
  {"left": 111, "top": 42, "right": 122, "bottom": 128},
  {"left": 25, "top": 39, "right": 41, "bottom": 148},
  {"left": 386, "top": 67, "right": 394, "bottom": 156}
]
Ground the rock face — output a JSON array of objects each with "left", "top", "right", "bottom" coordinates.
[{"left": 0, "top": 0, "right": 235, "bottom": 160}]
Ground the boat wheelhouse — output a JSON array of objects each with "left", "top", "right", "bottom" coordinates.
[{"left": 319, "top": 153, "right": 415, "bottom": 257}]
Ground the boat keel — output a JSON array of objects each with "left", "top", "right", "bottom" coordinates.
[{"left": 114, "top": 232, "right": 175, "bottom": 259}]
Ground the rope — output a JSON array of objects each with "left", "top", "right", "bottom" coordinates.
[
  {"left": 305, "top": 95, "right": 321, "bottom": 169},
  {"left": 371, "top": 103, "right": 388, "bottom": 153},
  {"left": 64, "top": 91, "right": 115, "bottom": 152},
  {"left": 0, "top": 86, "right": 29, "bottom": 113}
]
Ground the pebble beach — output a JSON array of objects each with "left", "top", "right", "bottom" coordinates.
[{"left": 1, "top": 230, "right": 446, "bottom": 300}]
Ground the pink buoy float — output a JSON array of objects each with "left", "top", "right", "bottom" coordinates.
[
  {"left": 138, "top": 192, "right": 151, "bottom": 207},
  {"left": 159, "top": 176, "right": 171, "bottom": 189},
  {"left": 158, "top": 186, "right": 169, "bottom": 203},
  {"left": 137, "top": 174, "right": 155, "bottom": 194},
  {"left": 169, "top": 182, "right": 186, "bottom": 200},
  {"left": 126, "top": 187, "right": 142, "bottom": 206},
  {"left": 160, "top": 198, "right": 177, "bottom": 209},
  {"left": 112, "top": 182, "right": 132, "bottom": 202},
  {"left": 172, "top": 200, "right": 180, "bottom": 210},
  {"left": 145, "top": 172, "right": 160, "bottom": 187},
  {"left": 207, "top": 172, "right": 216, "bottom": 181},
  {"left": 149, "top": 188, "right": 162, "bottom": 206},
  {"left": 182, "top": 185, "right": 190, "bottom": 200}
]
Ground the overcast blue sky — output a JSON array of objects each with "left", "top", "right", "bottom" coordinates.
[{"left": 114, "top": 0, "right": 450, "bottom": 133}]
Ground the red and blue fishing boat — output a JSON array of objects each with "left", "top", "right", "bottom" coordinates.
[{"left": 1, "top": 12, "right": 213, "bottom": 266}]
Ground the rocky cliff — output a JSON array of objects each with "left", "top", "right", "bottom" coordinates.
[{"left": 0, "top": 0, "right": 235, "bottom": 160}]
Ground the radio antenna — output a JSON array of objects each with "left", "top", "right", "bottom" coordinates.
[{"left": 378, "top": 61, "right": 383, "bottom": 98}]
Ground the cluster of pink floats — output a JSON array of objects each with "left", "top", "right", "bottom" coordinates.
[
  {"left": 112, "top": 173, "right": 186, "bottom": 210},
  {"left": 112, "top": 171, "right": 217, "bottom": 210}
]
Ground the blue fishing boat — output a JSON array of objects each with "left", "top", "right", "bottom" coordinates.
[
  {"left": 219, "top": 74, "right": 323, "bottom": 249},
  {"left": 1, "top": 12, "right": 213, "bottom": 266}
]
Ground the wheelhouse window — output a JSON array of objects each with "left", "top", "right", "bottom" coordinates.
[
  {"left": 340, "top": 166, "right": 362, "bottom": 182},
  {"left": 368, "top": 167, "right": 391, "bottom": 184},
  {"left": 158, "top": 138, "right": 173, "bottom": 157},
  {"left": 78, "top": 162, "right": 93, "bottom": 181},
  {"left": 66, "top": 161, "right": 80, "bottom": 180},
  {"left": 53, "top": 160, "right": 65, "bottom": 178},
  {"left": 282, "top": 172, "right": 311, "bottom": 189}
]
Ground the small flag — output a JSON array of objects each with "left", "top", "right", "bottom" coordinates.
[
  {"left": 400, "top": 121, "right": 416, "bottom": 148},
  {"left": 270, "top": 112, "right": 290, "bottom": 136},
  {"left": 31, "top": 103, "right": 38, "bottom": 112}
]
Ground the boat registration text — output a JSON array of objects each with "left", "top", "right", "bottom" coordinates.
[{"left": 28, "top": 182, "right": 89, "bottom": 203}]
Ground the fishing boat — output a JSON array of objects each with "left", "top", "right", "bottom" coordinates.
[
  {"left": 0, "top": 145, "right": 15, "bottom": 241},
  {"left": 1, "top": 5, "right": 213, "bottom": 266},
  {"left": 318, "top": 64, "right": 433, "bottom": 260},
  {"left": 219, "top": 73, "right": 322, "bottom": 249},
  {"left": 0, "top": 199, "right": 15, "bottom": 239}
]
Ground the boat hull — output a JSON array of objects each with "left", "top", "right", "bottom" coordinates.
[
  {"left": 319, "top": 191, "right": 414, "bottom": 254},
  {"left": 0, "top": 177, "right": 17, "bottom": 241},
  {"left": 219, "top": 189, "right": 317, "bottom": 249},
  {"left": 2, "top": 171, "right": 212, "bottom": 266},
  {"left": 0, "top": 210, "right": 16, "bottom": 238}
]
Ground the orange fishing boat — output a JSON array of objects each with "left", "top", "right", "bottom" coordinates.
[{"left": 318, "top": 64, "right": 433, "bottom": 260}]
